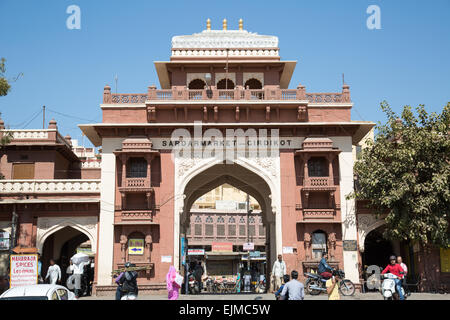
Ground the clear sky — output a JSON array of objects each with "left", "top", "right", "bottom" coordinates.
[{"left": 1, "top": 0, "right": 449, "bottom": 148}]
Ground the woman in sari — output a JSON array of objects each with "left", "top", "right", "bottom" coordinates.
[{"left": 166, "top": 265, "right": 180, "bottom": 300}]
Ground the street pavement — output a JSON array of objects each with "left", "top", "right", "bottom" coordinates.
[{"left": 80, "top": 292, "right": 450, "bottom": 300}]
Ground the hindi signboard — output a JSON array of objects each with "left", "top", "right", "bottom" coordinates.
[
  {"left": 212, "top": 242, "right": 233, "bottom": 253},
  {"left": 128, "top": 239, "right": 144, "bottom": 255},
  {"left": 188, "top": 249, "right": 205, "bottom": 256},
  {"left": 10, "top": 254, "right": 38, "bottom": 288}
]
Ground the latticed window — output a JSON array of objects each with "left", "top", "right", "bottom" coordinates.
[
  {"left": 194, "top": 224, "right": 202, "bottom": 236},
  {"left": 228, "top": 217, "right": 236, "bottom": 224},
  {"left": 249, "top": 216, "right": 255, "bottom": 224},
  {"left": 194, "top": 216, "right": 202, "bottom": 223},
  {"left": 217, "top": 216, "right": 225, "bottom": 223},
  {"left": 217, "top": 224, "right": 225, "bottom": 236},
  {"left": 249, "top": 225, "right": 256, "bottom": 237},
  {"left": 206, "top": 216, "right": 213, "bottom": 223},
  {"left": 312, "top": 231, "right": 327, "bottom": 260},
  {"left": 308, "top": 157, "right": 328, "bottom": 177},
  {"left": 228, "top": 224, "right": 236, "bottom": 236},
  {"left": 126, "top": 157, "right": 147, "bottom": 178},
  {"left": 239, "top": 225, "right": 246, "bottom": 236},
  {"left": 205, "top": 224, "right": 213, "bottom": 236},
  {"left": 239, "top": 217, "right": 245, "bottom": 224}
]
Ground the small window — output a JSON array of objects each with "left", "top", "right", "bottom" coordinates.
[
  {"left": 126, "top": 158, "right": 147, "bottom": 178},
  {"left": 205, "top": 216, "right": 213, "bottom": 223},
  {"left": 228, "top": 225, "right": 236, "bottom": 236},
  {"left": 217, "top": 216, "right": 225, "bottom": 223},
  {"left": 239, "top": 217, "right": 245, "bottom": 224},
  {"left": 217, "top": 225, "right": 225, "bottom": 236},
  {"left": 205, "top": 224, "right": 213, "bottom": 236},
  {"left": 312, "top": 231, "right": 327, "bottom": 260},
  {"left": 239, "top": 225, "right": 246, "bottom": 236},
  {"left": 194, "top": 216, "right": 202, "bottom": 223},
  {"left": 248, "top": 216, "right": 255, "bottom": 224},
  {"left": 248, "top": 225, "right": 255, "bottom": 237},
  {"left": 308, "top": 157, "right": 328, "bottom": 177},
  {"left": 194, "top": 224, "right": 202, "bottom": 236},
  {"left": 228, "top": 217, "right": 236, "bottom": 224}
]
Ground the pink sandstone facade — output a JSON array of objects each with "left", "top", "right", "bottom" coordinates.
[{"left": 1, "top": 20, "right": 448, "bottom": 295}]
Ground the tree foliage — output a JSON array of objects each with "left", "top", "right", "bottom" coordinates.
[
  {"left": 0, "top": 57, "right": 11, "bottom": 96},
  {"left": 353, "top": 101, "right": 450, "bottom": 247}
]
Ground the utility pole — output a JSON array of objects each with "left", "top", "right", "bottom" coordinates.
[{"left": 42, "top": 106, "right": 45, "bottom": 129}]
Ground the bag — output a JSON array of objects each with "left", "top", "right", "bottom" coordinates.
[{"left": 174, "top": 273, "right": 183, "bottom": 287}]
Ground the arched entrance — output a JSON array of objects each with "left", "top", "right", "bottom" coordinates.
[
  {"left": 177, "top": 162, "right": 278, "bottom": 288},
  {"left": 362, "top": 226, "right": 394, "bottom": 269},
  {"left": 41, "top": 226, "right": 92, "bottom": 284}
]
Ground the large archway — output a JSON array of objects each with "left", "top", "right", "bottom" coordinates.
[
  {"left": 176, "top": 161, "right": 279, "bottom": 288},
  {"left": 41, "top": 226, "right": 92, "bottom": 284}
]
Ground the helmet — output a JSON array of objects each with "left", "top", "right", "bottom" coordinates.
[
  {"left": 389, "top": 255, "right": 397, "bottom": 261},
  {"left": 124, "top": 262, "right": 132, "bottom": 268}
]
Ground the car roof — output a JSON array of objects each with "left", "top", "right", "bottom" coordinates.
[{"left": 0, "top": 284, "right": 66, "bottom": 298}]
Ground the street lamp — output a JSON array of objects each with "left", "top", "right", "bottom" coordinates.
[{"left": 205, "top": 73, "right": 212, "bottom": 99}]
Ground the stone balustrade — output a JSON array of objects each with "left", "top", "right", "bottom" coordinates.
[
  {"left": 104, "top": 85, "right": 351, "bottom": 104},
  {"left": 0, "top": 179, "right": 101, "bottom": 194},
  {"left": 302, "top": 209, "right": 335, "bottom": 219}
]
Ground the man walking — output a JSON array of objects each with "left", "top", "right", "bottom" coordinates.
[
  {"left": 45, "top": 259, "right": 61, "bottom": 285},
  {"left": 280, "top": 270, "right": 304, "bottom": 300},
  {"left": 271, "top": 254, "right": 286, "bottom": 292}
]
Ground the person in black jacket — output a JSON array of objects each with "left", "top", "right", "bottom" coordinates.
[
  {"left": 119, "top": 262, "right": 138, "bottom": 299},
  {"left": 193, "top": 261, "right": 204, "bottom": 291}
]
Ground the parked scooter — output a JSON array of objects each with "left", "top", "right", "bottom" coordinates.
[
  {"left": 380, "top": 273, "right": 407, "bottom": 300},
  {"left": 188, "top": 273, "right": 200, "bottom": 294},
  {"left": 304, "top": 270, "right": 355, "bottom": 296}
]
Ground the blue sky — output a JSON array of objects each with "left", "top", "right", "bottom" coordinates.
[{"left": 1, "top": 0, "right": 449, "bottom": 148}]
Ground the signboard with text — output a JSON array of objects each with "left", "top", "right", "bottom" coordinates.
[
  {"left": 188, "top": 249, "right": 205, "bottom": 256},
  {"left": 0, "top": 231, "right": 10, "bottom": 251},
  {"left": 212, "top": 242, "right": 233, "bottom": 253},
  {"left": 128, "top": 239, "right": 144, "bottom": 255},
  {"left": 10, "top": 254, "right": 38, "bottom": 288},
  {"left": 243, "top": 242, "right": 254, "bottom": 251}
]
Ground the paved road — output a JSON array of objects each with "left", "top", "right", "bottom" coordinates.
[{"left": 80, "top": 292, "right": 450, "bottom": 300}]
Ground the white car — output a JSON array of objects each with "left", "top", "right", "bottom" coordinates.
[{"left": 0, "top": 284, "right": 77, "bottom": 300}]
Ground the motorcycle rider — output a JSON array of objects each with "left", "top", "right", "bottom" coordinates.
[
  {"left": 318, "top": 252, "right": 333, "bottom": 279},
  {"left": 381, "top": 255, "right": 405, "bottom": 300},
  {"left": 119, "top": 262, "right": 139, "bottom": 299}
]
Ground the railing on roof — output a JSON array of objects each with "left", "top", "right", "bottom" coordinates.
[{"left": 103, "top": 85, "right": 351, "bottom": 104}]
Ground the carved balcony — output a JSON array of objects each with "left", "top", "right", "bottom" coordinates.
[
  {"left": 302, "top": 209, "right": 335, "bottom": 220},
  {"left": 118, "top": 178, "right": 153, "bottom": 193},
  {"left": 302, "top": 177, "right": 336, "bottom": 191}
]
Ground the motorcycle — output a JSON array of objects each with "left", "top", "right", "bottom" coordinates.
[
  {"left": 304, "top": 270, "right": 355, "bottom": 296},
  {"left": 380, "top": 273, "right": 407, "bottom": 300},
  {"left": 188, "top": 273, "right": 200, "bottom": 294}
]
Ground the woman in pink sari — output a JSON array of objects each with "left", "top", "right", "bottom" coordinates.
[{"left": 166, "top": 265, "right": 180, "bottom": 300}]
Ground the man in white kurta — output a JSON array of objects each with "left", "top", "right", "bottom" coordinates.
[
  {"left": 45, "top": 259, "right": 61, "bottom": 285},
  {"left": 271, "top": 254, "right": 287, "bottom": 292}
]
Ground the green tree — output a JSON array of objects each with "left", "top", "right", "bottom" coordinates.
[
  {"left": 0, "top": 57, "right": 11, "bottom": 96},
  {"left": 352, "top": 101, "right": 450, "bottom": 247}
]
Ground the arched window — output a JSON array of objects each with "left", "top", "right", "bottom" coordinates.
[
  {"left": 228, "top": 217, "right": 236, "bottom": 236},
  {"left": 217, "top": 79, "right": 235, "bottom": 89},
  {"left": 188, "top": 79, "right": 206, "bottom": 90},
  {"left": 126, "top": 157, "right": 147, "bottom": 178},
  {"left": 244, "top": 78, "right": 262, "bottom": 89},
  {"left": 194, "top": 216, "right": 202, "bottom": 236},
  {"left": 248, "top": 216, "right": 255, "bottom": 223},
  {"left": 312, "top": 230, "right": 327, "bottom": 260},
  {"left": 239, "top": 216, "right": 246, "bottom": 236},
  {"left": 308, "top": 157, "right": 328, "bottom": 177},
  {"left": 205, "top": 216, "right": 213, "bottom": 236},
  {"left": 217, "top": 216, "right": 225, "bottom": 236}
]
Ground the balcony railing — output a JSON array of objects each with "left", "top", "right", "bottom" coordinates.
[
  {"left": 125, "top": 178, "right": 148, "bottom": 188},
  {"left": 104, "top": 85, "right": 351, "bottom": 104},
  {"left": 304, "top": 177, "right": 333, "bottom": 187},
  {"left": 0, "top": 179, "right": 101, "bottom": 194},
  {"left": 302, "top": 209, "right": 335, "bottom": 219}
]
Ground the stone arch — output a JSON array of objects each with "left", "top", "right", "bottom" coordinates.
[
  {"left": 188, "top": 79, "right": 206, "bottom": 89},
  {"left": 36, "top": 217, "right": 97, "bottom": 254},
  {"left": 357, "top": 214, "right": 386, "bottom": 253},
  {"left": 173, "top": 156, "right": 282, "bottom": 270},
  {"left": 216, "top": 78, "right": 235, "bottom": 89},
  {"left": 244, "top": 78, "right": 262, "bottom": 89}
]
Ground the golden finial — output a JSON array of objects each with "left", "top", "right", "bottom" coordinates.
[
  {"left": 239, "top": 18, "right": 243, "bottom": 31},
  {"left": 206, "top": 18, "right": 211, "bottom": 31},
  {"left": 223, "top": 18, "right": 227, "bottom": 30}
]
